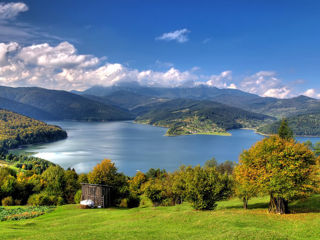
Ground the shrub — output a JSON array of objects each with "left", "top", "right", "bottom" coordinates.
[
  {"left": 27, "top": 192, "right": 64, "bottom": 206},
  {"left": 185, "top": 166, "right": 233, "bottom": 210},
  {"left": 74, "top": 190, "right": 82, "bottom": 204},
  {"left": 144, "top": 180, "right": 165, "bottom": 206},
  {"left": 119, "top": 195, "right": 140, "bottom": 208},
  {"left": 2, "top": 196, "right": 14, "bottom": 206}
]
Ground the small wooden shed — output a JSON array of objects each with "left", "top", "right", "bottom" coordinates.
[{"left": 81, "top": 183, "right": 112, "bottom": 208}]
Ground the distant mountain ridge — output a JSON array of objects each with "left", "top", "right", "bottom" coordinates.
[{"left": 81, "top": 85, "right": 320, "bottom": 119}]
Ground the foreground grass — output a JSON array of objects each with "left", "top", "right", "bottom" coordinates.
[{"left": 1, "top": 195, "right": 320, "bottom": 240}]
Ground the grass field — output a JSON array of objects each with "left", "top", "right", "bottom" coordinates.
[{"left": 1, "top": 195, "right": 320, "bottom": 240}]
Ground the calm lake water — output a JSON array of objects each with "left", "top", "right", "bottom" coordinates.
[{"left": 18, "top": 121, "right": 320, "bottom": 176}]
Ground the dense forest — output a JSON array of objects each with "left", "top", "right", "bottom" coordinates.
[
  {"left": 0, "top": 110, "right": 67, "bottom": 151},
  {"left": 257, "top": 113, "right": 320, "bottom": 136}
]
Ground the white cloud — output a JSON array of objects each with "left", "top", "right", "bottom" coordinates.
[
  {"left": 156, "top": 28, "right": 190, "bottom": 43},
  {"left": 0, "top": 2, "right": 28, "bottom": 20},
  {"left": 18, "top": 42, "right": 99, "bottom": 68},
  {"left": 303, "top": 89, "right": 320, "bottom": 98},
  {"left": 204, "top": 71, "right": 237, "bottom": 89},
  {"left": 240, "top": 71, "right": 291, "bottom": 98},
  {"left": 202, "top": 38, "right": 211, "bottom": 44},
  {"left": 0, "top": 41, "right": 203, "bottom": 90}
]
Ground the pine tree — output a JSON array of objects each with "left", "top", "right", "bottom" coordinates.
[{"left": 278, "top": 118, "right": 293, "bottom": 140}]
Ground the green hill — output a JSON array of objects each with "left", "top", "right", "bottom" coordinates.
[
  {"left": 0, "top": 86, "right": 133, "bottom": 121},
  {"left": 135, "top": 99, "right": 274, "bottom": 136},
  {"left": 0, "top": 109, "right": 67, "bottom": 150},
  {"left": 257, "top": 112, "right": 320, "bottom": 136},
  {"left": 1, "top": 195, "right": 319, "bottom": 240}
]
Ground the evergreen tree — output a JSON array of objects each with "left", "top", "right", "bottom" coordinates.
[{"left": 278, "top": 118, "right": 293, "bottom": 140}]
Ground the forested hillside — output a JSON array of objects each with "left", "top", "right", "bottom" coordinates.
[
  {"left": 0, "top": 110, "right": 67, "bottom": 150},
  {"left": 258, "top": 112, "right": 320, "bottom": 136},
  {"left": 0, "top": 86, "right": 133, "bottom": 121},
  {"left": 135, "top": 99, "right": 274, "bottom": 136}
]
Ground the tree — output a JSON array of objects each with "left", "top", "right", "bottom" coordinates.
[
  {"left": 237, "top": 135, "right": 317, "bottom": 214},
  {"left": 233, "top": 161, "right": 258, "bottom": 209},
  {"left": 278, "top": 118, "right": 293, "bottom": 140},
  {"left": 42, "top": 166, "right": 66, "bottom": 197},
  {"left": 128, "top": 171, "right": 147, "bottom": 196},
  {"left": 64, "top": 170, "right": 80, "bottom": 204},
  {"left": 88, "top": 159, "right": 129, "bottom": 205},
  {"left": 88, "top": 159, "right": 118, "bottom": 185}
]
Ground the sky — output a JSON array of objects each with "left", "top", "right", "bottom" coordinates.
[{"left": 0, "top": 0, "right": 320, "bottom": 98}]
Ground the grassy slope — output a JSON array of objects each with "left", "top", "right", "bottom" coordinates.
[{"left": 1, "top": 195, "right": 320, "bottom": 240}]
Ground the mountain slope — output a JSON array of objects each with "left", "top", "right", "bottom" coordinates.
[
  {"left": 0, "top": 97, "right": 56, "bottom": 120},
  {"left": 81, "top": 90, "right": 165, "bottom": 110},
  {"left": 243, "top": 95, "right": 320, "bottom": 118},
  {"left": 0, "top": 86, "right": 133, "bottom": 121},
  {"left": 135, "top": 99, "right": 274, "bottom": 136}
]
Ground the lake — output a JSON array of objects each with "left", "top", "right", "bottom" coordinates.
[{"left": 18, "top": 121, "right": 320, "bottom": 176}]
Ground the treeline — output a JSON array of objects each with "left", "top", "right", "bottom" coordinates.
[
  {"left": 1, "top": 153, "right": 56, "bottom": 174},
  {"left": 0, "top": 109, "right": 67, "bottom": 151}
]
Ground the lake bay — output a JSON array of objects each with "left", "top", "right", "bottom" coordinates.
[{"left": 18, "top": 121, "right": 320, "bottom": 176}]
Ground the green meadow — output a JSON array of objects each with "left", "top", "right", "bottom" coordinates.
[{"left": 1, "top": 195, "right": 320, "bottom": 240}]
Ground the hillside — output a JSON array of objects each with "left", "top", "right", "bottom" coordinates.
[
  {"left": 135, "top": 99, "right": 274, "bottom": 136},
  {"left": 0, "top": 86, "right": 133, "bottom": 121},
  {"left": 0, "top": 97, "right": 56, "bottom": 120},
  {"left": 0, "top": 109, "right": 67, "bottom": 150},
  {"left": 1, "top": 196, "right": 319, "bottom": 240},
  {"left": 257, "top": 112, "right": 320, "bottom": 136},
  {"left": 242, "top": 95, "right": 320, "bottom": 118}
]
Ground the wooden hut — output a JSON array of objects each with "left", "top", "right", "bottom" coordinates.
[{"left": 80, "top": 183, "right": 111, "bottom": 208}]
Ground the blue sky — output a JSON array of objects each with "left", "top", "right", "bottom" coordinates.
[{"left": 0, "top": 0, "right": 320, "bottom": 98}]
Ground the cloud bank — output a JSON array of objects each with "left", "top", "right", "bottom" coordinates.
[{"left": 0, "top": 40, "right": 316, "bottom": 98}]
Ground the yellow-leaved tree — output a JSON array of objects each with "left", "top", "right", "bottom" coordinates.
[{"left": 234, "top": 135, "right": 318, "bottom": 214}]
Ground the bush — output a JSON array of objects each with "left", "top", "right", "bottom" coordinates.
[
  {"left": 185, "top": 166, "right": 233, "bottom": 210},
  {"left": 144, "top": 180, "right": 165, "bottom": 206},
  {"left": 2, "top": 196, "right": 14, "bottom": 206},
  {"left": 27, "top": 192, "right": 64, "bottom": 206},
  {"left": 119, "top": 195, "right": 140, "bottom": 208},
  {"left": 74, "top": 190, "right": 82, "bottom": 204}
]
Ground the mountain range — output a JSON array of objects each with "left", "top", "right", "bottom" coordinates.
[{"left": 1, "top": 84, "right": 320, "bottom": 136}]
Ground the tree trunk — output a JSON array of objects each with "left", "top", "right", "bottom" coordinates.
[
  {"left": 243, "top": 197, "right": 248, "bottom": 210},
  {"left": 268, "top": 193, "right": 289, "bottom": 214}
]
